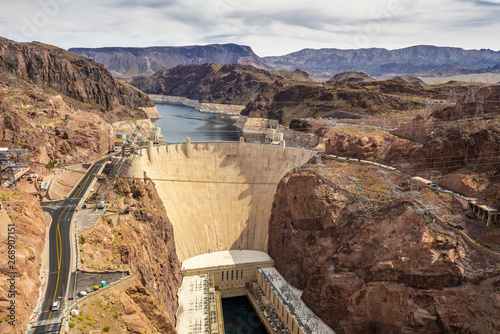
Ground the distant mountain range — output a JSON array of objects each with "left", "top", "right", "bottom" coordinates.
[
  {"left": 263, "top": 45, "right": 500, "bottom": 79},
  {"left": 69, "top": 44, "right": 272, "bottom": 78},
  {"left": 70, "top": 44, "right": 500, "bottom": 80}
]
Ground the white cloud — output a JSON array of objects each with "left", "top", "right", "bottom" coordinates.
[{"left": 1, "top": 0, "right": 499, "bottom": 55}]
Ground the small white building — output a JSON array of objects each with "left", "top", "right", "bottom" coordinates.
[
  {"left": 148, "top": 127, "right": 163, "bottom": 142},
  {"left": 265, "top": 129, "right": 284, "bottom": 145}
]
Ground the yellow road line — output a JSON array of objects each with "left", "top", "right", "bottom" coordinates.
[
  {"left": 47, "top": 162, "right": 101, "bottom": 319},
  {"left": 48, "top": 206, "right": 66, "bottom": 320},
  {"left": 71, "top": 164, "right": 98, "bottom": 201}
]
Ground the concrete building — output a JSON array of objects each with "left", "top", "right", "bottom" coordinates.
[
  {"left": 265, "top": 128, "right": 284, "bottom": 145},
  {"left": 115, "top": 133, "right": 129, "bottom": 140},
  {"left": 147, "top": 126, "right": 163, "bottom": 142},
  {"left": 176, "top": 274, "right": 224, "bottom": 334},
  {"left": 468, "top": 200, "right": 499, "bottom": 226},
  {"left": 181, "top": 250, "right": 274, "bottom": 297},
  {"left": 255, "top": 267, "right": 334, "bottom": 334}
]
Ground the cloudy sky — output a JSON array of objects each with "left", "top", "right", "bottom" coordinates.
[{"left": 2, "top": 0, "right": 500, "bottom": 56}]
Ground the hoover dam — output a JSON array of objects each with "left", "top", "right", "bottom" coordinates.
[
  {"left": 129, "top": 139, "right": 315, "bottom": 261},
  {"left": 126, "top": 139, "right": 335, "bottom": 333}
]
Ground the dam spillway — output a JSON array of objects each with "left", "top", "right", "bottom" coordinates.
[{"left": 128, "top": 140, "right": 316, "bottom": 262}]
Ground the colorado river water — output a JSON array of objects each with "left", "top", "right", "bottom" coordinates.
[
  {"left": 222, "top": 296, "right": 267, "bottom": 334},
  {"left": 153, "top": 104, "right": 264, "bottom": 143}
]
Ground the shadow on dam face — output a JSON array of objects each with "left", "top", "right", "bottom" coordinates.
[{"left": 129, "top": 141, "right": 316, "bottom": 262}]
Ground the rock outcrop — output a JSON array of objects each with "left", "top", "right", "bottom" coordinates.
[
  {"left": 327, "top": 71, "right": 375, "bottom": 83},
  {"left": 0, "top": 37, "right": 165, "bottom": 171},
  {"left": 0, "top": 37, "right": 154, "bottom": 113},
  {"left": 241, "top": 80, "right": 435, "bottom": 125},
  {"left": 268, "top": 170, "right": 500, "bottom": 333},
  {"left": 80, "top": 178, "right": 181, "bottom": 333},
  {"left": 112, "top": 178, "right": 181, "bottom": 331},
  {"left": 0, "top": 189, "right": 47, "bottom": 334},
  {"left": 131, "top": 63, "right": 291, "bottom": 106},
  {"left": 0, "top": 90, "right": 115, "bottom": 172}
]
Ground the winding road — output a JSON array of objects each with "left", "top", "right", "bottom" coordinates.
[{"left": 28, "top": 158, "right": 108, "bottom": 334}]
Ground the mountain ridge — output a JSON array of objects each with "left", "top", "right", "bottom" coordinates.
[
  {"left": 263, "top": 45, "right": 500, "bottom": 79},
  {"left": 69, "top": 43, "right": 273, "bottom": 78}
]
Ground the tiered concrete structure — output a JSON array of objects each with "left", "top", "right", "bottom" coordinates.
[
  {"left": 132, "top": 140, "right": 316, "bottom": 261},
  {"left": 255, "top": 267, "right": 334, "bottom": 334},
  {"left": 176, "top": 274, "right": 224, "bottom": 334}
]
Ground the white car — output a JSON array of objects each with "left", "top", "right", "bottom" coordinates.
[{"left": 51, "top": 301, "right": 60, "bottom": 311}]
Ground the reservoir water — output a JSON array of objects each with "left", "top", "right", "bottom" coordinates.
[
  {"left": 222, "top": 296, "right": 267, "bottom": 334},
  {"left": 153, "top": 104, "right": 264, "bottom": 143}
]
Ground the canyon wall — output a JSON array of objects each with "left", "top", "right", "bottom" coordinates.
[
  {"left": 268, "top": 171, "right": 500, "bottom": 333},
  {"left": 0, "top": 189, "right": 47, "bottom": 334},
  {"left": 134, "top": 142, "right": 316, "bottom": 262},
  {"left": 0, "top": 37, "right": 154, "bottom": 113}
]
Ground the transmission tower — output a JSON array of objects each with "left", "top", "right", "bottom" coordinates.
[
  {"left": 424, "top": 99, "right": 433, "bottom": 116},
  {"left": 464, "top": 80, "right": 478, "bottom": 103},
  {"left": 408, "top": 203, "right": 442, "bottom": 215},
  {"left": 95, "top": 157, "right": 132, "bottom": 200},
  {"left": 475, "top": 97, "right": 485, "bottom": 121},
  {"left": 348, "top": 176, "right": 371, "bottom": 212},
  {"left": 8, "top": 71, "right": 16, "bottom": 90},
  {"left": 429, "top": 170, "right": 441, "bottom": 185},
  {"left": 377, "top": 169, "right": 402, "bottom": 198},
  {"left": 448, "top": 83, "right": 457, "bottom": 104},
  {"left": 0, "top": 149, "right": 29, "bottom": 189}
]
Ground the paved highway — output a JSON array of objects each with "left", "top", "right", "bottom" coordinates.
[{"left": 29, "top": 158, "right": 108, "bottom": 333}]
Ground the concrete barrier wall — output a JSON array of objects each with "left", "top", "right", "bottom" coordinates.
[{"left": 133, "top": 142, "right": 315, "bottom": 261}]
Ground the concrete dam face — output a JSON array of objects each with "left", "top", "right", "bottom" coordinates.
[{"left": 129, "top": 141, "right": 315, "bottom": 262}]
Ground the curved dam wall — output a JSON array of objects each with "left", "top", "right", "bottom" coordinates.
[{"left": 129, "top": 141, "right": 316, "bottom": 262}]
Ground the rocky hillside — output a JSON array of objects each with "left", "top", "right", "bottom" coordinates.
[
  {"left": 263, "top": 45, "right": 500, "bottom": 79},
  {"left": 417, "top": 64, "right": 500, "bottom": 77},
  {"left": 0, "top": 37, "right": 160, "bottom": 170},
  {"left": 0, "top": 83, "right": 116, "bottom": 171},
  {"left": 70, "top": 43, "right": 273, "bottom": 78},
  {"left": 322, "top": 85, "right": 500, "bottom": 206},
  {"left": 327, "top": 71, "right": 375, "bottom": 84},
  {"left": 392, "top": 75, "right": 426, "bottom": 86},
  {"left": 0, "top": 189, "right": 47, "bottom": 334},
  {"left": 77, "top": 178, "right": 181, "bottom": 333},
  {"left": 268, "top": 169, "right": 500, "bottom": 333},
  {"left": 0, "top": 37, "right": 154, "bottom": 113},
  {"left": 131, "top": 63, "right": 309, "bottom": 105},
  {"left": 241, "top": 79, "right": 461, "bottom": 125}
]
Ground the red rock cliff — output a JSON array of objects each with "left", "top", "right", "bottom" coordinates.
[
  {"left": 0, "top": 37, "right": 154, "bottom": 112},
  {"left": 268, "top": 171, "right": 500, "bottom": 333}
]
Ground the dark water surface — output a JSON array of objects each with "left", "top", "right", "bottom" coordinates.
[
  {"left": 153, "top": 104, "right": 264, "bottom": 143},
  {"left": 222, "top": 296, "right": 268, "bottom": 334}
]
